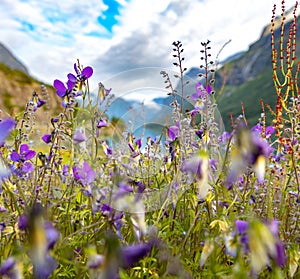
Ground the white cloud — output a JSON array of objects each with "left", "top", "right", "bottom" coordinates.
[{"left": 0, "top": 0, "right": 298, "bottom": 92}]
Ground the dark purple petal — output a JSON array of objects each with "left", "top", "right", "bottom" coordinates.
[
  {"left": 275, "top": 241, "right": 286, "bottom": 267},
  {"left": 42, "top": 134, "right": 52, "bottom": 144},
  {"left": 22, "top": 162, "right": 34, "bottom": 173},
  {"left": 33, "top": 253, "right": 58, "bottom": 279},
  {"left": 74, "top": 63, "right": 79, "bottom": 75},
  {"left": 20, "top": 144, "right": 29, "bottom": 154},
  {"left": 18, "top": 214, "right": 28, "bottom": 230},
  {"left": 72, "top": 166, "right": 82, "bottom": 180},
  {"left": 120, "top": 242, "right": 152, "bottom": 269},
  {"left": 190, "top": 92, "right": 200, "bottom": 100},
  {"left": 97, "top": 119, "right": 108, "bottom": 128},
  {"left": 266, "top": 126, "right": 275, "bottom": 138},
  {"left": 37, "top": 98, "right": 46, "bottom": 108},
  {"left": 24, "top": 150, "right": 36, "bottom": 161},
  {"left": 10, "top": 151, "right": 20, "bottom": 162},
  {"left": 81, "top": 66, "right": 93, "bottom": 79},
  {"left": 204, "top": 84, "right": 212, "bottom": 94},
  {"left": 236, "top": 220, "right": 248, "bottom": 235},
  {"left": 73, "top": 130, "right": 86, "bottom": 144},
  {"left": 67, "top": 79, "right": 75, "bottom": 91},
  {"left": 0, "top": 222, "right": 6, "bottom": 232},
  {"left": 167, "top": 126, "right": 179, "bottom": 141},
  {"left": 83, "top": 162, "right": 95, "bottom": 184},
  {"left": 182, "top": 156, "right": 203, "bottom": 180},
  {"left": 136, "top": 139, "right": 142, "bottom": 149},
  {"left": 0, "top": 118, "right": 15, "bottom": 143},
  {"left": 67, "top": 73, "right": 77, "bottom": 83},
  {"left": 0, "top": 257, "right": 15, "bottom": 275},
  {"left": 53, "top": 79, "right": 67, "bottom": 98},
  {"left": 44, "top": 221, "right": 59, "bottom": 250},
  {"left": 251, "top": 123, "right": 262, "bottom": 133},
  {"left": 62, "top": 164, "right": 69, "bottom": 176}
]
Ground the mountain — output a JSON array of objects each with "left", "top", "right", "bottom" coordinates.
[
  {"left": 156, "top": 7, "right": 300, "bottom": 131},
  {"left": 0, "top": 43, "right": 60, "bottom": 121},
  {"left": 215, "top": 9, "right": 300, "bottom": 129},
  {"left": 0, "top": 43, "right": 29, "bottom": 74}
]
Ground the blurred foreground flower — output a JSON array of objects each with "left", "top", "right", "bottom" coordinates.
[
  {"left": 0, "top": 118, "right": 15, "bottom": 144},
  {"left": 182, "top": 150, "right": 209, "bottom": 199},
  {"left": 28, "top": 203, "right": 59, "bottom": 279},
  {"left": 0, "top": 257, "right": 23, "bottom": 279},
  {"left": 226, "top": 126, "right": 271, "bottom": 189},
  {"left": 87, "top": 232, "right": 155, "bottom": 279}
]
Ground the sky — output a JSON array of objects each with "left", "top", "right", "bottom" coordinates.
[{"left": 0, "top": 0, "right": 298, "bottom": 95}]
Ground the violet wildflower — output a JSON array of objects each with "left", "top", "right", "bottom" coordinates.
[
  {"left": 248, "top": 220, "right": 277, "bottom": 274},
  {"left": 0, "top": 118, "right": 15, "bottom": 144},
  {"left": 167, "top": 125, "right": 179, "bottom": 141},
  {"left": 67, "top": 63, "right": 93, "bottom": 92},
  {"left": 190, "top": 82, "right": 212, "bottom": 114},
  {"left": 72, "top": 161, "right": 95, "bottom": 187},
  {"left": 97, "top": 118, "right": 108, "bottom": 129},
  {"left": 73, "top": 129, "right": 86, "bottom": 144},
  {"left": 53, "top": 79, "right": 76, "bottom": 107},
  {"left": 101, "top": 141, "right": 112, "bottom": 156},
  {"left": 265, "top": 125, "right": 275, "bottom": 138},
  {"left": 28, "top": 203, "right": 59, "bottom": 279},
  {"left": 18, "top": 213, "right": 28, "bottom": 230},
  {"left": 10, "top": 144, "right": 36, "bottom": 173},
  {"left": 0, "top": 257, "right": 22, "bottom": 279},
  {"left": 98, "top": 82, "right": 112, "bottom": 105},
  {"left": 29, "top": 92, "right": 46, "bottom": 112},
  {"left": 120, "top": 242, "right": 154, "bottom": 269},
  {"left": 41, "top": 133, "right": 53, "bottom": 144},
  {"left": 226, "top": 127, "right": 270, "bottom": 189}
]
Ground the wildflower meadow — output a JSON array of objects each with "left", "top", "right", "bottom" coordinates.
[{"left": 0, "top": 1, "right": 299, "bottom": 278}]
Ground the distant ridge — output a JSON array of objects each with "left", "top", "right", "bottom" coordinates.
[{"left": 0, "top": 42, "right": 29, "bottom": 74}]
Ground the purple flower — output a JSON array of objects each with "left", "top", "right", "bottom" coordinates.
[
  {"left": 98, "top": 82, "right": 112, "bottom": 105},
  {"left": 18, "top": 214, "right": 28, "bottom": 230},
  {"left": 97, "top": 118, "right": 108, "bottom": 129},
  {"left": 53, "top": 79, "right": 74, "bottom": 98},
  {"left": 0, "top": 118, "right": 15, "bottom": 144},
  {"left": 44, "top": 221, "right": 59, "bottom": 250},
  {"left": 182, "top": 151, "right": 209, "bottom": 199},
  {"left": 10, "top": 144, "right": 36, "bottom": 173},
  {"left": 218, "top": 131, "right": 232, "bottom": 144},
  {"left": 120, "top": 242, "right": 153, "bottom": 269},
  {"left": 72, "top": 63, "right": 93, "bottom": 81},
  {"left": 0, "top": 257, "right": 18, "bottom": 278},
  {"left": 236, "top": 220, "right": 248, "bottom": 235},
  {"left": 265, "top": 126, "right": 275, "bottom": 138},
  {"left": 73, "top": 129, "right": 86, "bottom": 144},
  {"left": 42, "top": 133, "right": 52, "bottom": 144},
  {"left": 67, "top": 64, "right": 93, "bottom": 92},
  {"left": 191, "top": 82, "right": 212, "bottom": 100},
  {"left": 167, "top": 125, "right": 179, "bottom": 141},
  {"left": 28, "top": 203, "right": 59, "bottom": 279},
  {"left": 29, "top": 92, "right": 46, "bottom": 112},
  {"left": 32, "top": 253, "right": 58, "bottom": 279},
  {"left": 226, "top": 127, "right": 270, "bottom": 188},
  {"left": 72, "top": 161, "right": 95, "bottom": 186}
]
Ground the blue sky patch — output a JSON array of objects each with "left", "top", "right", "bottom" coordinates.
[
  {"left": 18, "top": 20, "right": 35, "bottom": 32},
  {"left": 97, "top": 0, "right": 127, "bottom": 33}
]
